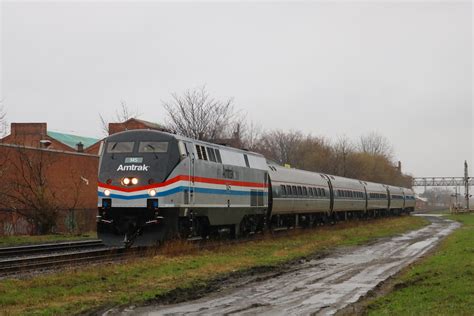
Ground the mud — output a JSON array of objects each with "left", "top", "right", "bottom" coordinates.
[{"left": 106, "top": 215, "right": 459, "bottom": 316}]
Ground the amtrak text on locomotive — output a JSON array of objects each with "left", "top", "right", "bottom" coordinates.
[{"left": 116, "top": 164, "right": 150, "bottom": 171}]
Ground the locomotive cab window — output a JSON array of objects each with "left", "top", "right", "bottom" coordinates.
[
  {"left": 138, "top": 142, "right": 168, "bottom": 153},
  {"left": 107, "top": 142, "right": 134, "bottom": 153}
]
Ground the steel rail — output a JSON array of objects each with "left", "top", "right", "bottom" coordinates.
[
  {"left": 0, "top": 240, "right": 104, "bottom": 258},
  {"left": 0, "top": 247, "right": 146, "bottom": 276}
]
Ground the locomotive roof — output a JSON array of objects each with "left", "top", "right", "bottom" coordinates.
[{"left": 106, "top": 129, "right": 265, "bottom": 158}]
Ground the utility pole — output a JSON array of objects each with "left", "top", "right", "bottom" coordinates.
[{"left": 465, "top": 161, "right": 470, "bottom": 211}]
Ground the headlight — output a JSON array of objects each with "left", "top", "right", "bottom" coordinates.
[
  {"left": 122, "top": 177, "right": 130, "bottom": 185},
  {"left": 104, "top": 189, "right": 111, "bottom": 196},
  {"left": 148, "top": 189, "right": 156, "bottom": 197},
  {"left": 131, "top": 177, "right": 138, "bottom": 185}
]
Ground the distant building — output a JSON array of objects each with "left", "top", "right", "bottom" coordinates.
[
  {"left": 415, "top": 196, "right": 428, "bottom": 210},
  {"left": 1, "top": 122, "right": 100, "bottom": 154},
  {"left": 108, "top": 118, "right": 168, "bottom": 135}
]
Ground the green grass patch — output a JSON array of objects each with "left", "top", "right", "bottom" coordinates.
[
  {"left": 367, "top": 213, "right": 474, "bottom": 315},
  {"left": 0, "top": 216, "right": 427, "bottom": 315},
  {"left": 0, "top": 232, "right": 97, "bottom": 248}
]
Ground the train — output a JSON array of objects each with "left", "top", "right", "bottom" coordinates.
[{"left": 97, "top": 129, "right": 415, "bottom": 247}]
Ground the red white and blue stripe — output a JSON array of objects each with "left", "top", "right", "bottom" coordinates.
[{"left": 98, "top": 175, "right": 268, "bottom": 200}]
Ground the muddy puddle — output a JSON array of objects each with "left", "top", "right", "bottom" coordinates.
[{"left": 107, "top": 215, "right": 459, "bottom": 316}]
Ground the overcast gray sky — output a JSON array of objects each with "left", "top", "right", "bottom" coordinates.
[{"left": 1, "top": 1, "right": 472, "bottom": 179}]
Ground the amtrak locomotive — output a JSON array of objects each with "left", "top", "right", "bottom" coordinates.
[{"left": 97, "top": 129, "right": 415, "bottom": 247}]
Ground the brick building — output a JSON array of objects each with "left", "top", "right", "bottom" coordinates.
[
  {"left": 108, "top": 118, "right": 167, "bottom": 135},
  {"left": 0, "top": 119, "right": 166, "bottom": 235},
  {"left": 0, "top": 144, "right": 99, "bottom": 235},
  {"left": 1, "top": 122, "right": 100, "bottom": 154}
]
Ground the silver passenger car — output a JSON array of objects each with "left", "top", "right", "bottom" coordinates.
[
  {"left": 403, "top": 188, "right": 416, "bottom": 210},
  {"left": 387, "top": 185, "right": 405, "bottom": 210},
  {"left": 269, "top": 164, "right": 331, "bottom": 215},
  {"left": 365, "top": 181, "right": 389, "bottom": 211},
  {"left": 330, "top": 176, "right": 367, "bottom": 213}
]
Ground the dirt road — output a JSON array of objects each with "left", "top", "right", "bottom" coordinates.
[{"left": 120, "top": 215, "right": 459, "bottom": 316}]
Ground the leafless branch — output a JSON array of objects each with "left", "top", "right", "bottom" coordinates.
[
  {"left": 162, "top": 86, "right": 241, "bottom": 141},
  {"left": 99, "top": 101, "right": 141, "bottom": 136},
  {"left": 359, "top": 132, "right": 394, "bottom": 159},
  {"left": 0, "top": 104, "right": 7, "bottom": 136}
]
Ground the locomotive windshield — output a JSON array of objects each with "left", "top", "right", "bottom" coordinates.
[
  {"left": 107, "top": 142, "right": 134, "bottom": 153},
  {"left": 138, "top": 141, "right": 168, "bottom": 153}
]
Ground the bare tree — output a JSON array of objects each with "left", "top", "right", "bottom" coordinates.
[
  {"left": 332, "top": 135, "right": 354, "bottom": 177},
  {"left": 240, "top": 121, "right": 263, "bottom": 151},
  {"left": 64, "top": 167, "right": 90, "bottom": 234},
  {"left": 256, "top": 130, "right": 303, "bottom": 166},
  {"left": 99, "top": 101, "right": 141, "bottom": 136},
  {"left": 0, "top": 147, "right": 60, "bottom": 234},
  {"left": 0, "top": 104, "right": 7, "bottom": 137},
  {"left": 293, "top": 135, "right": 333, "bottom": 173},
  {"left": 162, "top": 86, "right": 239, "bottom": 141},
  {"left": 359, "top": 132, "right": 393, "bottom": 159}
]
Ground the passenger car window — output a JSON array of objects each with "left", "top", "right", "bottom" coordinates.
[
  {"left": 303, "top": 187, "right": 308, "bottom": 196},
  {"left": 287, "top": 185, "right": 292, "bottom": 196},
  {"left": 297, "top": 186, "right": 302, "bottom": 196},
  {"left": 292, "top": 186, "right": 297, "bottom": 195},
  {"left": 281, "top": 185, "right": 287, "bottom": 196},
  {"left": 107, "top": 142, "right": 134, "bottom": 153}
]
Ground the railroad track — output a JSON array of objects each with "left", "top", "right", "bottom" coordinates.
[
  {"left": 0, "top": 239, "right": 104, "bottom": 258},
  {"left": 0, "top": 233, "right": 280, "bottom": 277},
  {"left": 0, "top": 246, "right": 147, "bottom": 276}
]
